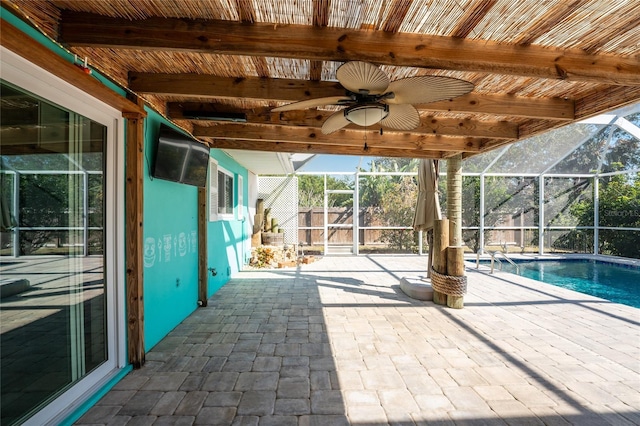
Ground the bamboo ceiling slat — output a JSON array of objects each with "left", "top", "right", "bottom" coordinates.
[
  {"left": 265, "top": 57, "right": 310, "bottom": 80},
  {"left": 252, "top": 0, "right": 312, "bottom": 24},
  {"left": 22, "top": 0, "right": 638, "bottom": 56},
  {"left": 356, "top": 0, "right": 383, "bottom": 30},
  {"left": 510, "top": 80, "right": 596, "bottom": 99},
  {"left": 6, "top": 0, "right": 61, "bottom": 38},
  {"left": 312, "top": 0, "right": 330, "bottom": 27},
  {"left": 469, "top": 0, "right": 555, "bottom": 43},
  {"left": 379, "top": 1, "right": 412, "bottom": 32},
  {"left": 52, "top": 0, "right": 239, "bottom": 20},
  {"left": 234, "top": 0, "right": 256, "bottom": 22},
  {"left": 451, "top": 0, "right": 498, "bottom": 38},
  {"left": 514, "top": 0, "right": 584, "bottom": 46},
  {"left": 586, "top": 12, "right": 640, "bottom": 55},
  {"left": 400, "top": 0, "right": 471, "bottom": 36},
  {"left": 416, "top": 110, "right": 525, "bottom": 123},
  {"left": 531, "top": 1, "right": 640, "bottom": 53},
  {"left": 328, "top": 0, "right": 366, "bottom": 29},
  {"left": 470, "top": 73, "right": 595, "bottom": 99},
  {"left": 71, "top": 48, "right": 262, "bottom": 80},
  {"left": 163, "top": 96, "right": 270, "bottom": 110},
  {"left": 468, "top": 0, "right": 640, "bottom": 55}
]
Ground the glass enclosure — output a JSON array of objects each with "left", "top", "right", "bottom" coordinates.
[
  {"left": 0, "top": 82, "right": 108, "bottom": 425},
  {"left": 296, "top": 103, "right": 640, "bottom": 259}
]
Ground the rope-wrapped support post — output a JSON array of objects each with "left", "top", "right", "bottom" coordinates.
[
  {"left": 446, "top": 246, "right": 466, "bottom": 308},
  {"left": 430, "top": 264, "right": 467, "bottom": 309},
  {"left": 431, "top": 219, "right": 449, "bottom": 305}
]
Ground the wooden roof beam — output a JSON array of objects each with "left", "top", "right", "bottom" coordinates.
[
  {"left": 309, "top": 0, "right": 330, "bottom": 80},
  {"left": 131, "top": 73, "right": 574, "bottom": 120},
  {"left": 60, "top": 11, "right": 640, "bottom": 86},
  {"left": 193, "top": 123, "right": 486, "bottom": 153},
  {"left": 1, "top": 18, "right": 146, "bottom": 117},
  {"left": 168, "top": 102, "right": 519, "bottom": 139},
  {"left": 233, "top": 0, "right": 269, "bottom": 77},
  {"left": 206, "top": 138, "right": 446, "bottom": 159},
  {"left": 129, "top": 72, "right": 343, "bottom": 103}
]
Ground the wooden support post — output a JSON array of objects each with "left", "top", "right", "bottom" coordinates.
[
  {"left": 253, "top": 214, "right": 263, "bottom": 234},
  {"left": 446, "top": 246, "right": 465, "bottom": 309},
  {"left": 432, "top": 219, "right": 449, "bottom": 305},
  {"left": 124, "top": 108, "right": 145, "bottom": 368},
  {"left": 264, "top": 209, "right": 271, "bottom": 233},
  {"left": 198, "top": 187, "right": 208, "bottom": 307},
  {"left": 446, "top": 154, "right": 466, "bottom": 309},
  {"left": 447, "top": 154, "right": 463, "bottom": 247}
]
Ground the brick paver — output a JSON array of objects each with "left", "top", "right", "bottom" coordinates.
[{"left": 77, "top": 255, "right": 640, "bottom": 425}]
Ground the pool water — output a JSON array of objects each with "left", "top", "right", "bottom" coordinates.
[{"left": 485, "top": 259, "right": 640, "bottom": 308}]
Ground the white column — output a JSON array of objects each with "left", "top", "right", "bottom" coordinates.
[
  {"left": 538, "top": 175, "right": 545, "bottom": 255},
  {"left": 479, "top": 174, "right": 485, "bottom": 254},
  {"left": 594, "top": 176, "right": 599, "bottom": 255},
  {"left": 354, "top": 172, "right": 360, "bottom": 255},
  {"left": 323, "top": 174, "right": 328, "bottom": 254}
]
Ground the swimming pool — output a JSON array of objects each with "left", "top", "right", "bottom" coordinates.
[{"left": 482, "top": 259, "right": 640, "bottom": 308}]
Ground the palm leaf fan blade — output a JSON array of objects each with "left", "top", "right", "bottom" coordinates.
[
  {"left": 379, "top": 104, "right": 420, "bottom": 131},
  {"left": 321, "top": 110, "right": 350, "bottom": 134},
  {"left": 385, "top": 76, "right": 474, "bottom": 105},
  {"left": 272, "top": 96, "right": 350, "bottom": 111},
  {"left": 336, "top": 61, "right": 389, "bottom": 94}
]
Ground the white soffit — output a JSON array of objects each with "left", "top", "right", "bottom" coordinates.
[{"left": 222, "top": 149, "right": 294, "bottom": 175}]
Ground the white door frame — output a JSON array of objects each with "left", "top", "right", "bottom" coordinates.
[{"left": 2, "top": 46, "right": 126, "bottom": 425}]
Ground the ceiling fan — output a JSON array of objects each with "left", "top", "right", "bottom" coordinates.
[{"left": 272, "top": 61, "right": 474, "bottom": 134}]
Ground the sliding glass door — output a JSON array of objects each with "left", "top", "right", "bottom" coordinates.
[{"left": 0, "top": 61, "right": 121, "bottom": 425}]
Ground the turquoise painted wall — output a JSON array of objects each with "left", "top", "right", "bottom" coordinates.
[
  {"left": 142, "top": 129, "right": 250, "bottom": 348},
  {"left": 142, "top": 115, "right": 201, "bottom": 350},
  {"left": 207, "top": 149, "right": 250, "bottom": 297}
]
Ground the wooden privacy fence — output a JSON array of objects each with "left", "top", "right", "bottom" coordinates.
[{"left": 298, "top": 207, "right": 404, "bottom": 245}]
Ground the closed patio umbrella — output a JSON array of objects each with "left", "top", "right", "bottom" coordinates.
[{"left": 413, "top": 159, "right": 442, "bottom": 277}]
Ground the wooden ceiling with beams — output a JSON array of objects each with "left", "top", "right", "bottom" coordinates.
[{"left": 4, "top": 0, "right": 640, "bottom": 159}]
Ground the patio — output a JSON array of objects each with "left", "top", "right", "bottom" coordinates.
[{"left": 76, "top": 255, "right": 639, "bottom": 426}]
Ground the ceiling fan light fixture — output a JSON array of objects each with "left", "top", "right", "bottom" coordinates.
[{"left": 344, "top": 104, "right": 389, "bottom": 127}]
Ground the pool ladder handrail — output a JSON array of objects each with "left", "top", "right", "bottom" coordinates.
[{"left": 477, "top": 250, "right": 520, "bottom": 274}]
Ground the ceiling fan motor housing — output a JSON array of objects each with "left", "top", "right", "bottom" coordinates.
[{"left": 344, "top": 103, "right": 389, "bottom": 126}]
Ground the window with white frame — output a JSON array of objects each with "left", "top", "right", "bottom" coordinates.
[
  {"left": 218, "top": 167, "right": 234, "bottom": 217},
  {"left": 237, "top": 175, "right": 244, "bottom": 220},
  {"left": 209, "top": 159, "right": 234, "bottom": 221}
]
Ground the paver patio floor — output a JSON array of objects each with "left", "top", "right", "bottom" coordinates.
[{"left": 76, "top": 255, "right": 640, "bottom": 425}]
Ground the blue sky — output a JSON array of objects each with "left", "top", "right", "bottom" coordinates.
[{"left": 298, "top": 154, "right": 371, "bottom": 172}]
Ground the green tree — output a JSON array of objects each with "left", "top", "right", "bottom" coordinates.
[
  {"left": 297, "top": 174, "right": 351, "bottom": 207},
  {"left": 455, "top": 175, "right": 531, "bottom": 252},
  {"left": 358, "top": 158, "right": 423, "bottom": 252},
  {"left": 566, "top": 171, "right": 640, "bottom": 258},
  {"left": 369, "top": 158, "right": 419, "bottom": 173},
  {"left": 18, "top": 174, "right": 83, "bottom": 254},
  {"left": 378, "top": 175, "right": 419, "bottom": 252},
  {"left": 297, "top": 174, "right": 325, "bottom": 207},
  {"left": 358, "top": 160, "right": 392, "bottom": 208}
]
